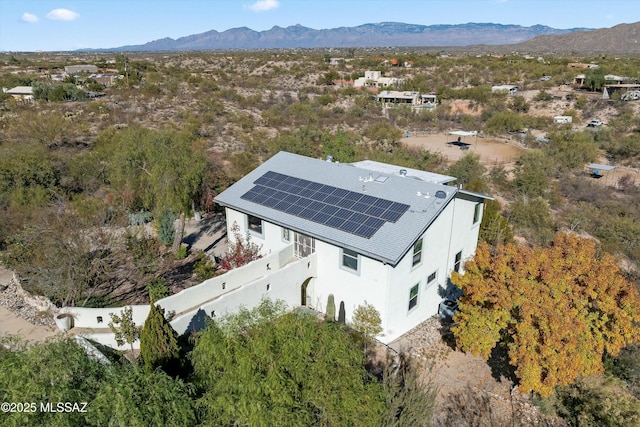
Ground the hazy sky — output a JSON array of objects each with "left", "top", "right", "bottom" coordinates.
[{"left": 1, "top": 0, "right": 638, "bottom": 51}]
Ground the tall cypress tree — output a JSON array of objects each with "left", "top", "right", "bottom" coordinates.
[{"left": 140, "top": 303, "right": 181, "bottom": 374}]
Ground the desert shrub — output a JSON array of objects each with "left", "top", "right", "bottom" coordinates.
[
  {"left": 509, "top": 197, "right": 556, "bottom": 246},
  {"left": 534, "top": 90, "right": 554, "bottom": 101},
  {"left": 545, "top": 376, "right": 640, "bottom": 427},
  {"left": 157, "top": 208, "right": 176, "bottom": 246},
  {"left": 509, "top": 95, "right": 530, "bottom": 113},
  {"left": 486, "top": 110, "right": 523, "bottom": 134},
  {"left": 194, "top": 251, "right": 216, "bottom": 279},
  {"left": 446, "top": 152, "right": 486, "bottom": 186},
  {"left": 513, "top": 150, "right": 556, "bottom": 198}
]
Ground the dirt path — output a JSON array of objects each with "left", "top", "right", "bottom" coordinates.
[{"left": 402, "top": 132, "right": 525, "bottom": 168}]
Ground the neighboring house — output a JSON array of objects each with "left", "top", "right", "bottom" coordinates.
[
  {"left": 574, "top": 74, "right": 586, "bottom": 87},
  {"left": 375, "top": 91, "right": 438, "bottom": 109},
  {"left": 354, "top": 70, "right": 403, "bottom": 89},
  {"left": 603, "top": 83, "right": 640, "bottom": 100},
  {"left": 4, "top": 86, "right": 33, "bottom": 103},
  {"left": 64, "top": 64, "right": 98, "bottom": 75},
  {"left": 376, "top": 90, "right": 421, "bottom": 106},
  {"left": 491, "top": 85, "right": 518, "bottom": 94},
  {"left": 214, "top": 151, "right": 491, "bottom": 344}
]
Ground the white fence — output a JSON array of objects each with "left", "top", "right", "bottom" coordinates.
[{"left": 61, "top": 245, "right": 318, "bottom": 350}]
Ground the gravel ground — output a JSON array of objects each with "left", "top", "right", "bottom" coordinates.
[{"left": 0, "top": 267, "right": 56, "bottom": 327}]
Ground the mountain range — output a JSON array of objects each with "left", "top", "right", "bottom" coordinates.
[{"left": 110, "top": 22, "right": 590, "bottom": 51}]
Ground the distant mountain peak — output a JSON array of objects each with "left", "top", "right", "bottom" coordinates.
[{"left": 95, "top": 21, "right": 600, "bottom": 52}]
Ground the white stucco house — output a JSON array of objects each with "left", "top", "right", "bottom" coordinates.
[
  {"left": 214, "top": 151, "right": 491, "bottom": 344},
  {"left": 354, "top": 70, "right": 404, "bottom": 89}
]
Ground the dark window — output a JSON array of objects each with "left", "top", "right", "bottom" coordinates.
[
  {"left": 473, "top": 202, "right": 482, "bottom": 224},
  {"left": 427, "top": 271, "right": 437, "bottom": 285},
  {"left": 412, "top": 239, "right": 423, "bottom": 267},
  {"left": 408, "top": 284, "right": 419, "bottom": 311},
  {"left": 454, "top": 251, "right": 462, "bottom": 273},
  {"left": 342, "top": 248, "right": 359, "bottom": 271},
  {"left": 247, "top": 214, "right": 263, "bottom": 235}
]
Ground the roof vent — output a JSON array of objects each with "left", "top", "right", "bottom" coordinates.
[
  {"left": 399, "top": 169, "right": 407, "bottom": 176},
  {"left": 435, "top": 190, "right": 447, "bottom": 199},
  {"left": 326, "top": 155, "right": 333, "bottom": 162}
]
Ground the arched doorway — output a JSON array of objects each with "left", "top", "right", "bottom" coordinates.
[{"left": 300, "top": 277, "right": 312, "bottom": 306}]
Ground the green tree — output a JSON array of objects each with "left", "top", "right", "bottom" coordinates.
[
  {"left": 364, "top": 121, "right": 403, "bottom": 152},
  {"left": 479, "top": 199, "right": 514, "bottom": 247},
  {"left": 109, "top": 306, "right": 141, "bottom": 359},
  {"left": 513, "top": 150, "right": 556, "bottom": 198},
  {"left": 486, "top": 110, "right": 523, "bottom": 134},
  {"left": 157, "top": 207, "right": 176, "bottom": 246},
  {"left": 139, "top": 303, "right": 181, "bottom": 374},
  {"left": 446, "top": 152, "right": 486, "bottom": 186},
  {"left": 451, "top": 233, "right": 640, "bottom": 397},
  {"left": 583, "top": 67, "right": 606, "bottom": 91},
  {"left": 96, "top": 126, "right": 207, "bottom": 252},
  {"left": 192, "top": 299, "right": 386, "bottom": 426},
  {"left": 0, "top": 336, "right": 106, "bottom": 427},
  {"left": 351, "top": 301, "right": 383, "bottom": 345},
  {"left": 89, "top": 366, "right": 196, "bottom": 427}
]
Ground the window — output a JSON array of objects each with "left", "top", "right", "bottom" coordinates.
[
  {"left": 427, "top": 271, "right": 437, "bottom": 286},
  {"left": 454, "top": 251, "right": 462, "bottom": 273},
  {"left": 294, "top": 232, "right": 315, "bottom": 258},
  {"left": 408, "top": 284, "right": 419, "bottom": 311},
  {"left": 247, "top": 214, "right": 263, "bottom": 235},
  {"left": 341, "top": 248, "right": 359, "bottom": 272},
  {"left": 282, "top": 228, "right": 290, "bottom": 242},
  {"left": 473, "top": 202, "right": 482, "bottom": 224},
  {"left": 412, "top": 238, "right": 423, "bottom": 267}
]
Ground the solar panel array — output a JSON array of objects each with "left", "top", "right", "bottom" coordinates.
[{"left": 240, "top": 171, "right": 410, "bottom": 239}]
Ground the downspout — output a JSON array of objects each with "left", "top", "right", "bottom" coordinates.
[{"left": 444, "top": 190, "right": 459, "bottom": 295}]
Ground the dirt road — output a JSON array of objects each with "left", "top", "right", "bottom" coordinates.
[{"left": 402, "top": 132, "right": 525, "bottom": 167}]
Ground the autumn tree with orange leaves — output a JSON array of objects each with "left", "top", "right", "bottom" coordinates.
[{"left": 451, "top": 233, "right": 640, "bottom": 397}]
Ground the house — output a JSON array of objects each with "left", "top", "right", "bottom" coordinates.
[
  {"left": 354, "top": 70, "right": 404, "bottom": 89},
  {"left": 64, "top": 64, "right": 98, "bottom": 75},
  {"left": 491, "top": 85, "right": 518, "bottom": 94},
  {"left": 376, "top": 90, "right": 421, "bottom": 106},
  {"left": 213, "top": 151, "right": 491, "bottom": 344},
  {"left": 4, "top": 86, "right": 34, "bottom": 103}
]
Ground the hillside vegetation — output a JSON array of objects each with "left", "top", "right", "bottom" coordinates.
[{"left": 1, "top": 48, "right": 639, "bottom": 425}]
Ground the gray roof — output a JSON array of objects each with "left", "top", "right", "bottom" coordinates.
[
  {"left": 350, "top": 160, "right": 456, "bottom": 184},
  {"left": 214, "top": 152, "right": 487, "bottom": 266},
  {"left": 6, "top": 86, "right": 33, "bottom": 95}
]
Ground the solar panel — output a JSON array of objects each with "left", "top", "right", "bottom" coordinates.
[{"left": 241, "top": 171, "right": 410, "bottom": 239}]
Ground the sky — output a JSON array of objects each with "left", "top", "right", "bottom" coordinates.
[{"left": 1, "top": 0, "right": 639, "bottom": 52}]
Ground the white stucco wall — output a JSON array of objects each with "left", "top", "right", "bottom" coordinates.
[
  {"left": 225, "top": 207, "right": 291, "bottom": 256},
  {"left": 310, "top": 240, "right": 391, "bottom": 326},
  {"left": 69, "top": 249, "right": 316, "bottom": 350}
]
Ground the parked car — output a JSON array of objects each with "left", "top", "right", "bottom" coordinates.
[
  {"left": 438, "top": 298, "right": 458, "bottom": 323},
  {"left": 587, "top": 120, "right": 603, "bottom": 127}
]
